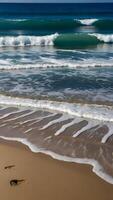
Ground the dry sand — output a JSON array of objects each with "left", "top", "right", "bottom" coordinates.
[{"left": 0, "top": 139, "right": 112, "bottom": 200}]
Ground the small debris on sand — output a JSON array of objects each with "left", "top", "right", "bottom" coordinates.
[
  {"left": 4, "top": 165, "right": 15, "bottom": 169},
  {"left": 10, "top": 179, "right": 25, "bottom": 186}
]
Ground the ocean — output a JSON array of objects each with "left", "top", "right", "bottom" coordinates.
[{"left": 0, "top": 3, "right": 113, "bottom": 184}]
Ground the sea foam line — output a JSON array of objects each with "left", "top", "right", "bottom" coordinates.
[
  {"left": 1, "top": 58, "right": 113, "bottom": 70},
  {"left": 0, "top": 135, "right": 113, "bottom": 185},
  {"left": 0, "top": 95, "right": 113, "bottom": 122}
]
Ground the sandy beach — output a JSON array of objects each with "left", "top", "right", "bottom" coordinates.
[{"left": 0, "top": 139, "right": 112, "bottom": 200}]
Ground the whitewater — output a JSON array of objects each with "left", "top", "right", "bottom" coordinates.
[{"left": 0, "top": 33, "right": 113, "bottom": 48}]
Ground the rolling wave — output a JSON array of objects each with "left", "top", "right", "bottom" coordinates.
[
  {"left": 0, "top": 33, "right": 112, "bottom": 48},
  {"left": 0, "top": 18, "right": 113, "bottom": 31},
  {"left": 54, "top": 33, "right": 113, "bottom": 49},
  {"left": 93, "top": 19, "right": 113, "bottom": 30},
  {"left": 0, "top": 18, "right": 80, "bottom": 31}
]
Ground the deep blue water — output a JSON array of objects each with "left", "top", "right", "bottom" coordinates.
[{"left": 0, "top": 3, "right": 113, "bottom": 16}]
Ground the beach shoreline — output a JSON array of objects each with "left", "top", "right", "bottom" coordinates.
[
  {"left": 0, "top": 2, "right": 113, "bottom": 200},
  {"left": 0, "top": 138, "right": 113, "bottom": 200}
]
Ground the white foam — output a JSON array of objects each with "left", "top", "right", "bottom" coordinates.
[
  {"left": 4, "top": 110, "right": 34, "bottom": 122},
  {"left": 40, "top": 114, "right": 72, "bottom": 130},
  {"left": 24, "top": 128, "right": 33, "bottom": 134},
  {"left": 73, "top": 121, "right": 99, "bottom": 138},
  {"left": 101, "top": 124, "right": 113, "bottom": 143},
  {"left": 0, "top": 109, "right": 23, "bottom": 120},
  {"left": 1, "top": 57, "right": 113, "bottom": 70},
  {"left": 0, "top": 33, "right": 58, "bottom": 47},
  {"left": 0, "top": 95, "right": 113, "bottom": 123},
  {"left": 55, "top": 118, "right": 81, "bottom": 136},
  {"left": 0, "top": 59, "right": 11, "bottom": 65},
  {"left": 1, "top": 95, "right": 113, "bottom": 144},
  {"left": 76, "top": 19, "right": 98, "bottom": 25},
  {"left": 0, "top": 135, "right": 113, "bottom": 185},
  {"left": 5, "top": 19, "right": 27, "bottom": 22},
  {"left": 0, "top": 123, "right": 6, "bottom": 128},
  {"left": 27, "top": 113, "right": 57, "bottom": 127},
  {"left": 90, "top": 33, "right": 113, "bottom": 43}
]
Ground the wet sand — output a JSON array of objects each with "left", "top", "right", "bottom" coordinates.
[
  {"left": 0, "top": 105, "right": 113, "bottom": 181},
  {"left": 0, "top": 139, "right": 113, "bottom": 200}
]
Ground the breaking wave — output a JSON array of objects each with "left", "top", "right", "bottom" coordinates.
[
  {"left": 76, "top": 18, "right": 113, "bottom": 30},
  {"left": 0, "top": 33, "right": 59, "bottom": 47},
  {"left": 76, "top": 18, "right": 98, "bottom": 25},
  {"left": 0, "top": 33, "right": 113, "bottom": 48}
]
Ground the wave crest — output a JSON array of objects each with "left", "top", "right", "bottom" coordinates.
[
  {"left": 76, "top": 18, "right": 98, "bottom": 25},
  {"left": 0, "top": 33, "right": 112, "bottom": 49},
  {"left": 0, "top": 33, "right": 58, "bottom": 47},
  {"left": 90, "top": 33, "right": 113, "bottom": 43}
]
